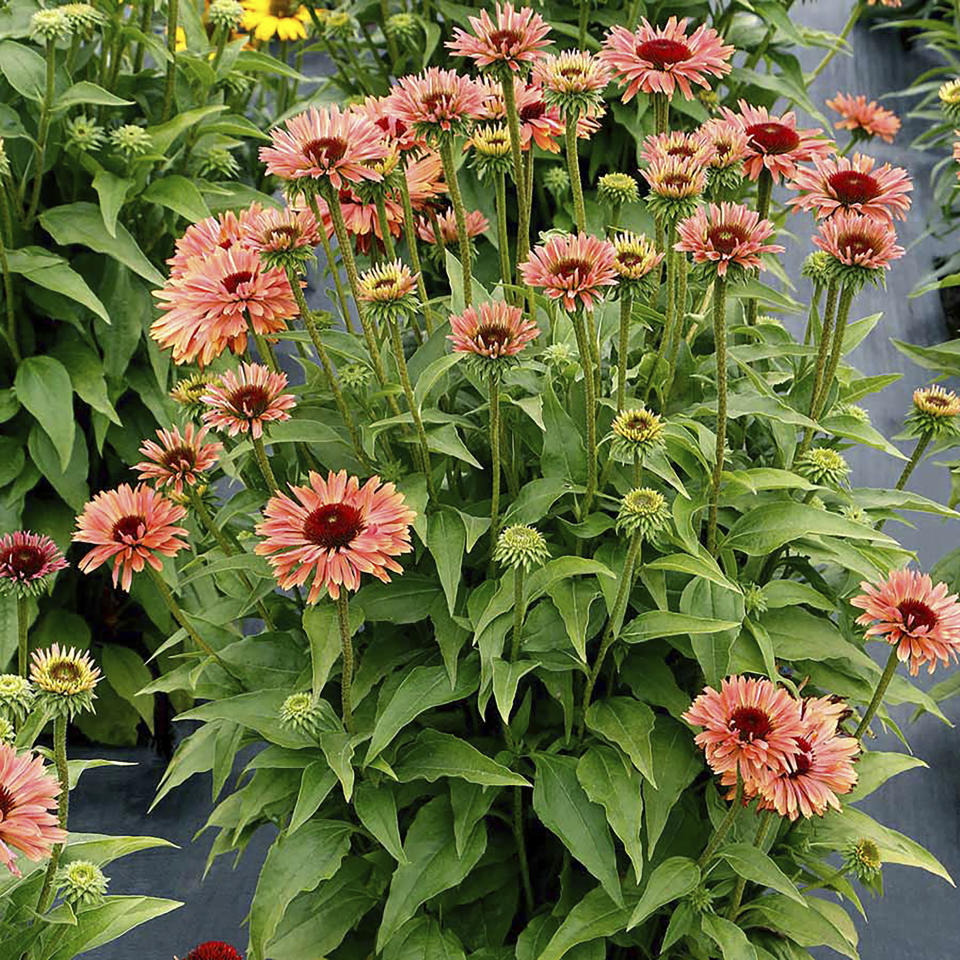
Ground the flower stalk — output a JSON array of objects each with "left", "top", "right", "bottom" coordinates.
[
  {"left": 571, "top": 310, "right": 598, "bottom": 514},
  {"left": 146, "top": 564, "right": 224, "bottom": 664},
  {"left": 854, "top": 647, "right": 899, "bottom": 740},
  {"left": 336, "top": 593, "right": 355, "bottom": 734},
  {"left": 697, "top": 776, "right": 743, "bottom": 867},
  {"left": 616, "top": 289, "right": 633, "bottom": 412},
  {"left": 36, "top": 715, "right": 69, "bottom": 914},
  {"left": 564, "top": 111, "right": 586, "bottom": 233},
  {"left": 501, "top": 75, "right": 530, "bottom": 269},
  {"left": 489, "top": 372, "right": 502, "bottom": 552},
  {"left": 438, "top": 137, "right": 474, "bottom": 307},
  {"left": 706, "top": 275, "right": 728, "bottom": 555},
  {"left": 24, "top": 38, "right": 57, "bottom": 227},
  {"left": 397, "top": 165, "right": 435, "bottom": 334},
  {"left": 16, "top": 595, "right": 28, "bottom": 678}
]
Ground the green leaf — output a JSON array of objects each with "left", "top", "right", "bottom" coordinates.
[
  {"left": 303, "top": 601, "right": 362, "bottom": 698},
  {"left": 288, "top": 760, "right": 337, "bottom": 835},
  {"left": 577, "top": 746, "right": 644, "bottom": 882},
  {"left": 718, "top": 844, "right": 805, "bottom": 904},
  {"left": 383, "top": 917, "right": 466, "bottom": 960},
  {"left": 536, "top": 886, "right": 631, "bottom": 960},
  {"left": 147, "top": 105, "right": 227, "bottom": 154},
  {"left": 533, "top": 754, "right": 622, "bottom": 906},
  {"left": 51, "top": 332, "right": 120, "bottom": 424},
  {"left": 644, "top": 716, "right": 702, "bottom": 857},
  {"left": 39, "top": 202, "right": 164, "bottom": 286},
  {"left": 541, "top": 380, "right": 586, "bottom": 483},
  {"left": 492, "top": 657, "right": 539, "bottom": 723},
  {"left": 548, "top": 578, "right": 598, "bottom": 662},
  {"left": 621, "top": 610, "right": 741, "bottom": 643},
  {"left": 377, "top": 795, "right": 487, "bottom": 951},
  {"left": 701, "top": 913, "right": 759, "bottom": 960},
  {"left": 427, "top": 509, "right": 466, "bottom": 615},
  {"left": 426, "top": 423, "right": 482, "bottom": 467},
  {"left": 55, "top": 81, "right": 133, "bottom": 111},
  {"left": 723, "top": 502, "right": 893, "bottom": 555},
  {"left": 100, "top": 644, "right": 154, "bottom": 733},
  {"left": 626, "top": 857, "right": 700, "bottom": 930},
  {"left": 92, "top": 170, "right": 133, "bottom": 238},
  {"left": 413, "top": 351, "right": 464, "bottom": 412},
  {"left": 845, "top": 751, "right": 927, "bottom": 803},
  {"left": 740, "top": 895, "right": 858, "bottom": 959},
  {"left": 393, "top": 728, "right": 529, "bottom": 787},
  {"left": 525, "top": 556, "right": 615, "bottom": 605},
  {"left": 319, "top": 730, "right": 355, "bottom": 801},
  {"left": 644, "top": 552, "right": 741, "bottom": 594},
  {"left": 143, "top": 175, "right": 212, "bottom": 223},
  {"left": 6, "top": 247, "right": 110, "bottom": 323},
  {"left": 584, "top": 697, "right": 656, "bottom": 785},
  {"left": 365, "top": 658, "right": 480, "bottom": 763},
  {"left": 0, "top": 40, "right": 45, "bottom": 101},
  {"left": 354, "top": 780, "right": 407, "bottom": 862},
  {"left": 15, "top": 355, "right": 75, "bottom": 470},
  {"left": 247, "top": 820, "right": 353, "bottom": 960}
]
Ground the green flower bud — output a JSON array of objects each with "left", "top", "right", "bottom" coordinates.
[
  {"left": 278, "top": 692, "right": 324, "bottom": 738},
  {"left": 597, "top": 172, "right": 639, "bottom": 208},
  {"left": 795, "top": 447, "right": 850, "bottom": 488},
  {"left": 616, "top": 487, "right": 670, "bottom": 540},
  {"left": 542, "top": 166, "right": 570, "bottom": 199},
  {"left": 58, "top": 860, "right": 109, "bottom": 908},
  {"left": 494, "top": 525, "right": 550, "bottom": 571}
]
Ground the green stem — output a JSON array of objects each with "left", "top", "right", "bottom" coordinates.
[
  {"left": 565, "top": 111, "right": 586, "bottom": 233},
  {"left": 616, "top": 290, "right": 633, "bottom": 412},
  {"left": 854, "top": 647, "right": 899, "bottom": 740},
  {"left": 572, "top": 311, "right": 598, "bottom": 514},
  {"left": 697, "top": 777, "right": 743, "bottom": 867},
  {"left": 306, "top": 192, "right": 355, "bottom": 334},
  {"left": 502, "top": 75, "right": 530, "bottom": 269},
  {"left": 810, "top": 1, "right": 862, "bottom": 81},
  {"left": 745, "top": 170, "right": 772, "bottom": 326},
  {"left": 133, "top": 0, "right": 153, "bottom": 72},
  {"left": 24, "top": 39, "right": 56, "bottom": 227},
  {"left": 653, "top": 92, "right": 669, "bottom": 135},
  {"left": 665, "top": 249, "right": 688, "bottom": 398},
  {"left": 489, "top": 373, "right": 502, "bottom": 553},
  {"left": 146, "top": 564, "right": 223, "bottom": 663},
  {"left": 894, "top": 431, "right": 931, "bottom": 493},
  {"left": 439, "top": 138, "right": 473, "bottom": 307},
  {"left": 805, "top": 280, "right": 838, "bottom": 416},
  {"left": 608, "top": 201, "right": 622, "bottom": 237},
  {"left": 727, "top": 809, "right": 776, "bottom": 919},
  {"left": 36, "top": 716, "right": 69, "bottom": 915},
  {"left": 162, "top": 0, "right": 179, "bottom": 121},
  {"left": 374, "top": 193, "right": 397, "bottom": 260},
  {"left": 0, "top": 227, "right": 18, "bottom": 363},
  {"left": 398, "top": 165, "right": 434, "bottom": 335},
  {"left": 16, "top": 595, "right": 28, "bottom": 678},
  {"left": 251, "top": 327, "right": 280, "bottom": 373},
  {"left": 210, "top": 26, "right": 229, "bottom": 73},
  {"left": 389, "top": 317, "right": 437, "bottom": 500},
  {"left": 577, "top": 0, "right": 589, "bottom": 46},
  {"left": 644, "top": 223, "right": 677, "bottom": 401},
  {"left": 336, "top": 593, "right": 356, "bottom": 734},
  {"left": 706, "top": 275, "right": 728, "bottom": 556},
  {"left": 251, "top": 434, "right": 279, "bottom": 493},
  {"left": 495, "top": 171, "right": 512, "bottom": 292},
  {"left": 510, "top": 565, "right": 525, "bottom": 664}
]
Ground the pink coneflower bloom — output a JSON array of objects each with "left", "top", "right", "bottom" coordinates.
[
  {"left": 135, "top": 424, "right": 222, "bottom": 497},
  {"left": 180, "top": 944, "right": 243, "bottom": 960},
  {"left": 813, "top": 210, "right": 904, "bottom": 273},
  {"left": 0, "top": 744, "right": 66, "bottom": 877},
  {"left": 675, "top": 202, "right": 784, "bottom": 277},
  {"left": 600, "top": 17, "right": 733, "bottom": 103},
  {"left": 827, "top": 93, "right": 901, "bottom": 144},
  {"left": 532, "top": 50, "right": 611, "bottom": 112},
  {"left": 722, "top": 101, "right": 833, "bottom": 183},
  {"left": 519, "top": 232, "right": 617, "bottom": 312},
  {"left": 167, "top": 208, "right": 258, "bottom": 279},
  {"left": 241, "top": 204, "right": 320, "bottom": 256},
  {"left": 151, "top": 246, "right": 297, "bottom": 367},
  {"left": 641, "top": 130, "right": 714, "bottom": 166},
  {"left": 696, "top": 117, "right": 750, "bottom": 169},
  {"left": 642, "top": 153, "right": 707, "bottom": 199},
  {"left": 355, "top": 95, "right": 426, "bottom": 155},
  {"left": 259, "top": 106, "right": 388, "bottom": 188},
  {"left": 255, "top": 470, "right": 416, "bottom": 603},
  {"left": 200, "top": 363, "right": 296, "bottom": 440},
  {"left": 447, "top": 3, "right": 551, "bottom": 73},
  {"left": 73, "top": 484, "right": 189, "bottom": 591},
  {"left": 303, "top": 189, "right": 405, "bottom": 253},
  {"left": 448, "top": 300, "right": 540, "bottom": 358},
  {"left": 0, "top": 531, "right": 68, "bottom": 595},
  {"left": 788, "top": 153, "right": 912, "bottom": 223},
  {"left": 851, "top": 569, "right": 960, "bottom": 675},
  {"left": 390, "top": 68, "right": 486, "bottom": 141},
  {"left": 417, "top": 208, "right": 490, "bottom": 246},
  {"left": 683, "top": 675, "right": 805, "bottom": 783}
]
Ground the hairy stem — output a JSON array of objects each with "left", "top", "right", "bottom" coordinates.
[
  {"left": 24, "top": 39, "right": 56, "bottom": 227},
  {"left": 398, "top": 165, "right": 434, "bottom": 334},
  {"left": 439, "top": 137, "right": 473, "bottom": 307},
  {"left": 16, "top": 595, "right": 28, "bottom": 678},
  {"left": 810, "top": 1, "right": 861, "bottom": 81},
  {"left": 706, "top": 275, "right": 728, "bottom": 555},
  {"left": 854, "top": 647, "right": 899, "bottom": 740},
  {"left": 36, "top": 716, "right": 69, "bottom": 914},
  {"left": 162, "top": 0, "right": 179, "bottom": 121},
  {"left": 502, "top": 75, "right": 529, "bottom": 270},
  {"left": 374, "top": 193, "right": 397, "bottom": 260},
  {"left": 572, "top": 311, "right": 598, "bottom": 514},
  {"left": 489, "top": 373, "right": 502, "bottom": 553},
  {"left": 495, "top": 171, "right": 512, "bottom": 291},
  {"left": 336, "top": 593, "right": 356, "bottom": 733},
  {"left": 616, "top": 290, "right": 633, "bottom": 412},
  {"left": 697, "top": 777, "right": 743, "bottom": 867},
  {"left": 745, "top": 170, "right": 772, "bottom": 326},
  {"left": 251, "top": 434, "right": 279, "bottom": 493},
  {"left": 565, "top": 111, "right": 586, "bottom": 233},
  {"left": 146, "top": 564, "right": 223, "bottom": 663}
]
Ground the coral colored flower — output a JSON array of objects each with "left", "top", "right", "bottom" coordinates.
[
  {"left": 260, "top": 106, "right": 387, "bottom": 188},
  {"left": 813, "top": 210, "right": 904, "bottom": 273},
  {"left": 390, "top": 68, "right": 486, "bottom": 141},
  {"left": 241, "top": 204, "right": 320, "bottom": 257},
  {"left": 827, "top": 92, "right": 901, "bottom": 144},
  {"left": 356, "top": 94, "right": 425, "bottom": 154},
  {"left": 642, "top": 153, "right": 707, "bottom": 199},
  {"left": 152, "top": 246, "right": 296, "bottom": 367},
  {"left": 135, "top": 424, "right": 222, "bottom": 497},
  {"left": 0, "top": 532, "right": 67, "bottom": 596},
  {"left": 181, "top": 943, "right": 243, "bottom": 960},
  {"left": 0, "top": 744, "right": 66, "bottom": 877},
  {"left": 675, "top": 202, "right": 784, "bottom": 277},
  {"left": 852, "top": 569, "right": 960, "bottom": 675},
  {"left": 696, "top": 117, "right": 750, "bottom": 170},
  {"left": 788, "top": 153, "right": 912, "bottom": 223},
  {"left": 721, "top": 101, "right": 833, "bottom": 183},
  {"left": 447, "top": 3, "right": 551, "bottom": 74},
  {"left": 168, "top": 208, "right": 259, "bottom": 279},
  {"left": 201, "top": 363, "right": 296, "bottom": 440},
  {"left": 417, "top": 208, "right": 489, "bottom": 246},
  {"left": 519, "top": 232, "right": 617, "bottom": 311},
  {"left": 448, "top": 300, "right": 540, "bottom": 359},
  {"left": 641, "top": 130, "right": 713, "bottom": 166},
  {"left": 255, "top": 470, "right": 416, "bottom": 602},
  {"left": 532, "top": 50, "right": 611, "bottom": 115},
  {"left": 600, "top": 17, "right": 733, "bottom": 103},
  {"left": 73, "top": 484, "right": 189, "bottom": 591},
  {"left": 683, "top": 675, "right": 805, "bottom": 782}
]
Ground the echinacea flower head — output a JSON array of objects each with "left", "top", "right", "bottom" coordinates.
[
  {"left": 800, "top": 250, "right": 833, "bottom": 288},
  {"left": 616, "top": 487, "right": 670, "bottom": 539},
  {"left": 600, "top": 17, "right": 733, "bottom": 103},
  {"left": 722, "top": 101, "right": 832, "bottom": 183},
  {"left": 152, "top": 246, "right": 296, "bottom": 367},
  {"left": 597, "top": 172, "right": 638, "bottom": 208},
  {"left": 795, "top": 447, "right": 850, "bottom": 488},
  {"left": 242, "top": 0, "right": 309, "bottom": 41},
  {"left": 675, "top": 202, "right": 784, "bottom": 279},
  {"left": 743, "top": 583, "right": 767, "bottom": 617},
  {"left": 519, "top": 232, "right": 617, "bottom": 312},
  {"left": 532, "top": 50, "right": 611, "bottom": 116},
  {"left": 135, "top": 423, "right": 222, "bottom": 498},
  {"left": 58, "top": 860, "right": 109, "bottom": 908},
  {"left": 0, "top": 744, "right": 65, "bottom": 877},
  {"left": 59, "top": 3, "right": 105, "bottom": 35},
  {"left": 697, "top": 117, "right": 749, "bottom": 170},
  {"left": 356, "top": 260, "right": 420, "bottom": 326},
  {"left": 278, "top": 691, "right": 324, "bottom": 738},
  {"left": 109, "top": 123, "right": 152, "bottom": 160},
  {"left": 73, "top": 484, "right": 189, "bottom": 591},
  {"left": 939, "top": 80, "right": 960, "bottom": 123},
  {"left": 494, "top": 524, "right": 550, "bottom": 571},
  {"left": 642, "top": 154, "right": 706, "bottom": 223},
  {"left": 641, "top": 130, "right": 713, "bottom": 166},
  {"left": 31, "top": 8, "right": 70, "bottom": 42},
  {"left": 682, "top": 675, "right": 805, "bottom": 782},
  {"left": 852, "top": 568, "right": 960, "bottom": 675},
  {"left": 255, "top": 470, "right": 416, "bottom": 603},
  {"left": 844, "top": 838, "right": 883, "bottom": 894},
  {"left": 30, "top": 645, "right": 101, "bottom": 718},
  {"left": 64, "top": 114, "right": 105, "bottom": 153},
  {"left": 260, "top": 106, "right": 387, "bottom": 189},
  {"left": 907, "top": 384, "right": 960, "bottom": 437},
  {"left": 167, "top": 208, "right": 256, "bottom": 279},
  {"left": 813, "top": 210, "right": 904, "bottom": 289},
  {"left": 827, "top": 92, "right": 901, "bottom": 144},
  {"left": 0, "top": 675, "right": 33, "bottom": 724},
  {"left": 0, "top": 532, "right": 68, "bottom": 597},
  {"left": 170, "top": 372, "right": 219, "bottom": 417},
  {"left": 448, "top": 300, "right": 540, "bottom": 365},
  {"left": 181, "top": 943, "right": 244, "bottom": 960},
  {"left": 447, "top": 3, "right": 551, "bottom": 76},
  {"left": 201, "top": 363, "right": 296, "bottom": 440},
  {"left": 611, "top": 407, "right": 665, "bottom": 462},
  {"left": 241, "top": 204, "right": 320, "bottom": 271},
  {"left": 611, "top": 232, "right": 663, "bottom": 297},
  {"left": 417, "top": 208, "right": 489, "bottom": 248},
  {"left": 390, "top": 69, "right": 486, "bottom": 142},
  {"left": 386, "top": 12, "right": 420, "bottom": 46},
  {"left": 340, "top": 363, "right": 372, "bottom": 392},
  {"left": 788, "top": 153, "right": 912, "bottom": 224},
  {"left": 468, "top": 125, "right": 513, "bottom": 179}
]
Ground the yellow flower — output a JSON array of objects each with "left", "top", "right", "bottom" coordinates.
[{"left": 242, "top": 0, "right": 310, "bottom": 41}]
